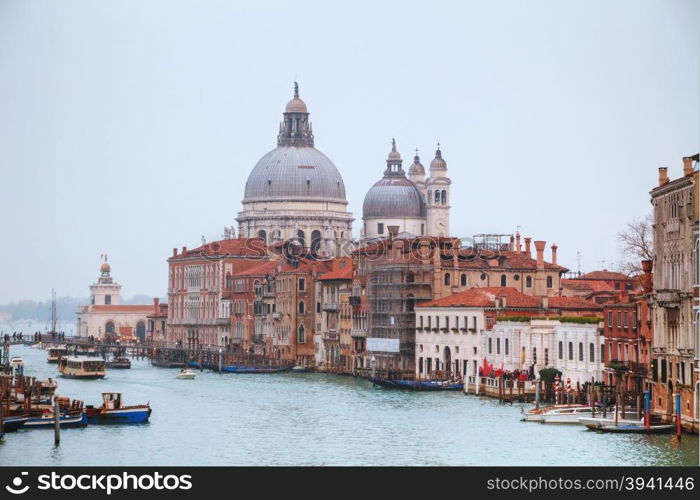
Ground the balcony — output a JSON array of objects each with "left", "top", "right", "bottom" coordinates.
[
  {"left": 322, "top": 302, "right": 340, "bottom": 312},
  {"left": 351, "top": 328, "right": 367, "bottom": 338},
  {"left": 324, "top": 330, "right": 339, "bottom": 341},
  {"left": 272, "top": 312, "right": 282, "bottom": 320},
  {"left": 656, "top": 290, "right": 681, "bottom": 307}
]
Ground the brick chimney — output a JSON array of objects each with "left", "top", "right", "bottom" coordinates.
[
  {"left": 641, "top": 259, "right": 653, "bottom": 293},
  {"left": 534, "top": 241, "right": 546, "bottom": 270},
  {"left": 509, "top": 235, "right": 515, "bottom": 252},
  {"left": 524, "top": 237, "right": 532, "bottom": 256},
  {"left": 658, "top": 167, "right": 669, "bottom": 186},
  {"left": 182, "top": 246, "right": 187, "bottom": 254},
  {"left": 683, "top": 155, "right": 697, "bottom": 176},
  {"left": 172, "top": 248, "right": 177, "bottom": 257},
  {"left": 551, "top": 243, "right": 558, "bottom": 266},
  {"left": 516, "top": 232, "right": 521, "bottom": 253}
]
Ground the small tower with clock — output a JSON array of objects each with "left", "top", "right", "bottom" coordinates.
[{"left": 426, "top": 144, "right": 451, "bottom": 237}]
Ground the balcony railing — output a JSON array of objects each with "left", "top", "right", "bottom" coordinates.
[
  {"left": 272, "top": 312, "right": 282, "bottom": 320},
  {"left": 350, "top": 328, "right": 367, "bottom": 338},
  {"left": 322, "top": 302, "right": 340, "bottom": 312},
  {"left": 324, "top": 330, "right": 339, "bottom": 341},
  {"left": 656, "top": 290, "right": 681, "bottom": 307}
]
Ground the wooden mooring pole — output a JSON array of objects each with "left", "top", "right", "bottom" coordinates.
[{"left": 54, "top": 394, "right": 60, "bottom": 445}]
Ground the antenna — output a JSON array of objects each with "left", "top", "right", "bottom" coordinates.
[{"left": 576, "top": 251, "right": 582, "bottom": 276}]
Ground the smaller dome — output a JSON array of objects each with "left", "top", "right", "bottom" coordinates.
[
  {"left": 285, "top": 97, "right": 308, "bottom": 114},
  {"left": 409, "top": 153, "right": 425, "bottom": 176},
  {"left": 430, "top": 147, "right": 447, "bottom": 170},
  {"left": 100, "top": 262, "right": 111, "bottom": 273}
]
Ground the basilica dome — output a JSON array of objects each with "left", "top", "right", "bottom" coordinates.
[
  {"left": 363, "top": 176, "right": 426, "bottom": 218},
  {"left": 243, "top": 146, "right": 347, "bottom": 203}
]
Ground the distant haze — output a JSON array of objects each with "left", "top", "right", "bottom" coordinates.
[{"left": 0, "top": 0, "right": 697, "bottom": 302}]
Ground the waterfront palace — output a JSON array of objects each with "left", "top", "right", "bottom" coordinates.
[{"left": 77, "top": 86, "right": 697, "bottom": 432}]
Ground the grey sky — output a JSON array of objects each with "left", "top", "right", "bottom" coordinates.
[{"left": 0, "top": 0, "right": 697, "bottom": 303}]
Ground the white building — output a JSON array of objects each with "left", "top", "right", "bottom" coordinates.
[
  {"left": 485, "top": 320, "right": 604, "bottom": 385},
  {"left": 76, "top": 259, "right": 152, "bottom": 340}
]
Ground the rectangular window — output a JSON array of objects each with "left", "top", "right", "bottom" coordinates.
[
  {"left": 488, "top": 338, "right": 492, "bottom": 354},
  {"left": 607, "top": 311, "right": 613, "bottom": 327},
  {"left": 623, "top": 312, "right": 628, "bottom": 329},
  {"left": 298, "top": 278, "right": 305, "bottom": 292},
  {"left": 496, "top": 338, "right": 500, "bottom": 355},
  {"left": 617, "top": 311, "right": 622, "bottom": 328},
  {"left": 377, "top": 223, "right": 384, "bottom": 235}
]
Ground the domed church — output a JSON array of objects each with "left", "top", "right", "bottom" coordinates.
[
  {"left": 362, "top": 140, "right": 451, "bottom": 239},
  {"left": 236, "top": 83, "right": 354, "bottom": 256}
]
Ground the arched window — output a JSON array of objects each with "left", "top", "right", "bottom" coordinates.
[
  {"left": 558, "top": 341, "right": 563, "bottom": 359},
  {"left": 435, "top": 191, "right": 440, "bottom": 204},
  {"left": 500, "top": 274, "right": 507, "bottom": 287},
  {"left": 136, "top": 321, "right": 146, "bottom": 341},
  {"left": 105, "top": 321, "right": 115, "bottom": 334},
  {"left": 460, "top": 273, "right": 467, "bottom": 286},
  {"left": 444, "top": 273, "right": 451, "bottom": 286},
  {"left": 311, "top": 230, "right": 322, "bottom": 254},
  {"left": 297, "top": 230, "right": 305, "bottom": 248},
  {"left": 298, "top": 301, "right": 305, "bottom": 314},
  {"left": 505, "top": 338, "right": 509, "bottom": 355},
  {"left": 579, "top": 342, "right": 583, "bottom": 361},
  {"left": 526, "top": 276, "right": 532, "bottom": 288},
  {"left": 568, "top": 342, "right": 573, "bottom": 360},
  {"left": 589, "top": 343, "right": 595, "bottom": 362},
  {"left": 544, "top": 348, "right": 549, "bottom": 366},
  {"left": 297, "top": 324, "right": 305, "bottom": 343},
  {"left": 546, "top": 276, "right": 553, "bottom": 288},
  {"left": 441, "top": 190, "right": 447, "bottom": 205},
  {"left": 257, "top": 230, "right": 267, "bottom": 243}
]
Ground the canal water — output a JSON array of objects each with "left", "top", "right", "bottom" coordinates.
[{"left": 1, "top": 344, "right": 697, "bottom": 466}]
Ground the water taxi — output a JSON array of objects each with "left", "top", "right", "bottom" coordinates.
[
  {"left": 86, "top": 392, "right": 151, "bottom": 424},
  {"left": 47, "top": 346, "right": 68, "bottom": 363},
  {"left": 106, "top": 356, "right": 131, "bottom": 369},
  {"left": 521, "top": 404, "right": 586, "bottom": 422},
  {"left": 540, "top": 406, "right": 593, "bottom": 424},
  {"left": 58, "top": 356, "right": 106, "bottom": 379},
  {"left": 176, "top": 368, "right": 196, "bottom": 380}
]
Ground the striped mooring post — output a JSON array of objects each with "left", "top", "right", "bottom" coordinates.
[
  {"left": 554, "top": 374, "right": 561, "bottom": 404},
  {"left": 565, "top": 378, "right": 572, "bottom": 404}
]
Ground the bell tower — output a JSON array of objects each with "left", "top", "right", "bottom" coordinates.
[{"left": 426, "top": 144, "right": 451, "bottom": 237}]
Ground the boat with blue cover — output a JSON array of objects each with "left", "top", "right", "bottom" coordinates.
[
  {"left": 85, "top": 392, "right": 151, "bottom": 424},
  {"left": 370, "top": 377, "right": 464, "bottom": 391},
  {"left": 222, "top": 365, "right": 288, "bottom": 374}
]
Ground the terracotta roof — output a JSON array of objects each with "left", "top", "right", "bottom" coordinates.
[
  {"left": 230, "top": 260, "right": 278, "bottom": 277},
  {"left": 547, "top": 296, "right": 603, "bottom": 310},
  {"left": 561, "top": 279, "right": 616, "bottom": 292},
  {"left": 317, "top": 266, "right": 352, "bottom": 281},
  {"left": 576, "top": 270, "right": 631, "bottom": 281},
  {"left": 170, "top": 238, "right": 267, "bottom": 260},
  {"left": 419, "top": 287, "right": 541, "bottom": 308}
]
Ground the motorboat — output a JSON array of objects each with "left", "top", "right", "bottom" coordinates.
[
  {"left": 540, "top": 406, "right": 594, "bottom": 424},
  {"left": 176, "top": 369, "right": 196, "bottom": 380},
  {"left": 521, "top": 404, "right": 586, "bottom": 422},
  {"left": 86, "top": 392, "right": 151, "bottom": 424},
  {"left": 591, "top": 423, "right": 675, "bottom": 434}
]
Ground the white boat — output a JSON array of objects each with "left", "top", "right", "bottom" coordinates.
[
  {"left": 540, "top": 406, "right": 593, "bottom": 424},
  {"left": 10, "top": 357, "right": 23, "bottom": 368},
  {"left": 521, "top": 404, "right": 585, "bottom": 422},
  {"left": 176, "top": 369, "right": 196, "bottom": 380},
  {"left": 578, "top": 415, "right": 643, "bottom": 427}
]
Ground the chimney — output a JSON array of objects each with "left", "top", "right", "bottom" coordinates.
[
  {"left": 524, "top": 237, "right": 532, "bottom": 256},
  {"left": 509, "top": 235, "right": 515, "bottom": 252},
  {"left": 516, "top": 232, "right": 521, "bottom": 253},
  {"left": 641, "top": 259, "right": 653, "bottom": 293},
  {"left": 534, "top": 241, "right": 546, "bottom": 270},
  {"left": 173, "top": 248, "right": 177, "bottom": 257},
  {"left": 551, "top": 243, "right": 558, "bottom": 266},
  {"left": 153, "top": 297, "right": 159, "bottom": 306},
  {"left": 658, "top": 167, "right": 669, "bottom": 186},
  {"left": 182, "top": 246, "right": 187, "bottom": 254},
  {"left": 683, "top": 155, "right": 696, "bottom": 176}
]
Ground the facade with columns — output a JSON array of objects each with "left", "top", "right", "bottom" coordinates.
[
  {"left": 236, "top": 84, "right": 353, "bottom": 257},
  {"left": 362, "top": 140, "right": 451, "bottom": 240}
]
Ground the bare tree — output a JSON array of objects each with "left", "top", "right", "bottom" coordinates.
[{"left": 617, "top": 213, "right": 654, "bottom": 276}]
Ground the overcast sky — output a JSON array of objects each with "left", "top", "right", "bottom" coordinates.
[{"left": 0, "top": 0, "right": 697, "bottom": 303}]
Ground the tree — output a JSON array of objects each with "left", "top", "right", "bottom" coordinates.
[{"left": 617, "top": 213, "right": 653, "bottom": 276}]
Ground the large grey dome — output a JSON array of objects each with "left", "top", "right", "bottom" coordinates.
[
  {"left": 363, "top": 176, "right": 426, "bottom": 218},
  {"left": 243, "top": 146, "right": 347, "bottom": 203}
]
